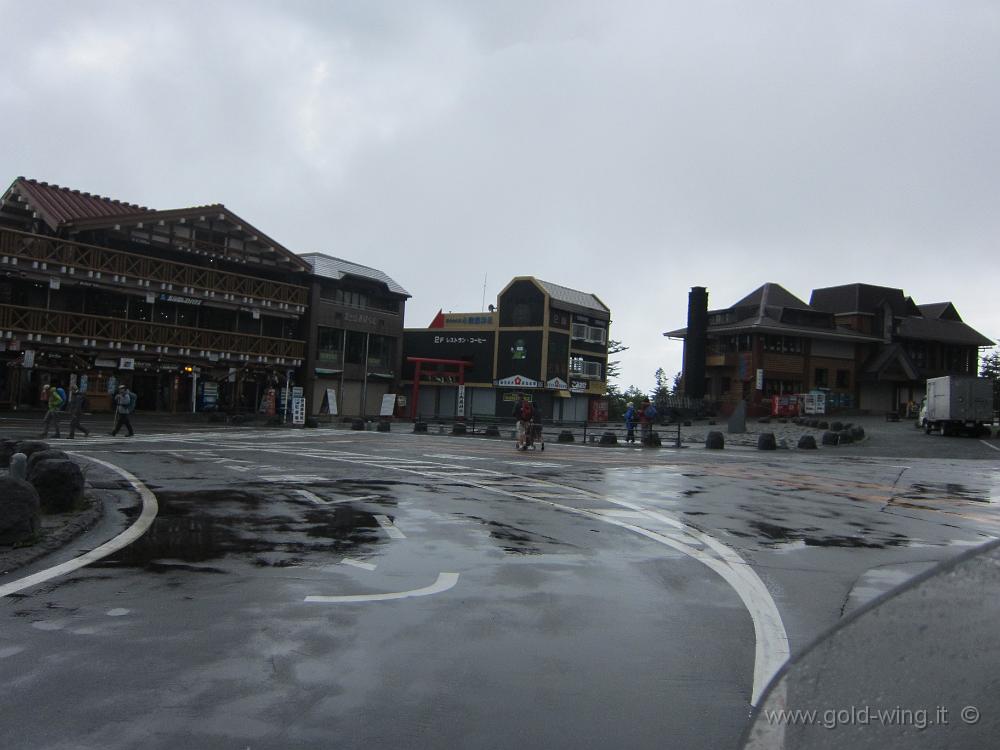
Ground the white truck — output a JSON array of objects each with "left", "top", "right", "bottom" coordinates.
[{"left": 919, "top": 376, "right": 993, "bottom": 436}]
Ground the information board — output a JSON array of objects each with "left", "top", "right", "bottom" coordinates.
[
  {"left": 291, "top": 397, "right": 306, "bottom": 425},
  {"left": 379, "top": 393, "right": 397, "bottom": 417},
  {"left": 321, "top": 388, "right": 338, "bottom": 415}
]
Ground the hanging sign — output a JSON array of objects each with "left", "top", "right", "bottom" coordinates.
[
  {"left": 456, "top": 385, "right": 466, "bottom": 416},
  {"left": 496, "top": 374, "right": 541, "bottom": 388}
]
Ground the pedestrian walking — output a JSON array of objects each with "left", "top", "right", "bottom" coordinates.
[
  {"left": 110, "top": 384, "right": 136, "bottom": 437},
  {"left": 67, "top": 385, "right": 90, "bottom": 438},
  {"left": 40, "top": 384, "right": 64, "bottom": 438},
  {"left": 624, "top": 401, "right": 636, "bottom": 443},
  {"left": 639, "top": 399, "right": 657, "bottom": 443}
]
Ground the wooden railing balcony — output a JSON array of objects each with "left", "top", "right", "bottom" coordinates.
[
  {"left": 0, "top": 227, "right": 308, "bottom": 310},
  {"left": 0, "top": 304, "right": 304, "bottom": 362}
]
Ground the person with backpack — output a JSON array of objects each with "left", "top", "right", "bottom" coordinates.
[
  {"left": 639, "top": 399, "right": 657, "bottom": 444},
  {"left": 67, "top": 385, "right": 90, "bottom": 438},
  {"left": 40, "top": 384, "right": 64, "bottom": 438},
  {"left": 110, "top": 384, "right": 136, "bottom": 437},
  {"left": 512, "top": 395, "right": 534, "bottom": 450}
]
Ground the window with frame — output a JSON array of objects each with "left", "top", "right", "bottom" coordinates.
[
  {"left": 835, "top": 369, "right": 850, "bottom": 388},
  {"left": 570, "top": 357, "right": 602, "bottom": 379},
  {"left": 571, "top": 323, "right": 607, "bottom": 345},
  {"left": 814, "top": 368, "right": 828, "bottom": 388},
  {"left": 317, "top": 327, "right": 344, "bottom": 364}
]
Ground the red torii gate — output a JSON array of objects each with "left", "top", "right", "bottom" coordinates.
[{"left": 406, "top": 357, "right": 471, "bottom": 419}]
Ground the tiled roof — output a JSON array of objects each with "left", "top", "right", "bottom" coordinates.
[
  {"left": 7, "top": 177, "right": 148, "bottom": 229},
  {"left": 535, "top": 279, "right": 609, "bottom": 315},
  {"left": 300, "top": 253, "right": 410, "bottom": 297}
]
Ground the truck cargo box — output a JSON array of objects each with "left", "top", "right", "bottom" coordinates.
[{"left": 925, "top": 376, "right": 993, "bottom": 424}]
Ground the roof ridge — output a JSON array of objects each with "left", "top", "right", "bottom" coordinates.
[{"left": 19, "top": 176, "right": 148, "bottom": 212}]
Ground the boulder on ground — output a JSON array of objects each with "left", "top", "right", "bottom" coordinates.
[
  {"left": 599, "top": 431, "right": 618, "bottom": 446},
  {"left": 0, "top": 477, "right": 41, "bottom": 546},
  {"left": 705, "top": 431, "right": 725, "bottom": 449},
  {"left": 350, "top": 419, "right": 365, "bottom": 431},
  {"left": 757, "top": 433, "right": 777, "bottom": 451},
  {"left": 557, "top": 430, "right": 575, "bottom": 443},
  {"left": 821, "top": 431, "right": 840, "bottom": 446},
  {"left": 1, "top": 438, "right": 19, "bottom": 468},
  {"left": 798, "top": 435, "right": 818, "bottom": 450},
  {"left": 451, "top": 423, "right": 467, "bottom": 435},
  {"left": 851, "top": 426, "right": 865, "bottom": 440},
  {"left": 830, "top": 421, "right": 844, "bottom": 432},
  {"left": 14, "top": 440, "right": 50, "bottom": 459},
  {"left": 837, "top": 430, "right": 854, "bottom": 444},
  {"left": 27, "top": 449, "right": 69, "bottom": 474},
  {"left": 29, "top": 459, "right": 85, "bottom": 513},
  {"left": 377, "top": 421, "right": 391, "bottom": 432},
  {"left": 413, "top": 422, "right": 428, "bottom": 433}
]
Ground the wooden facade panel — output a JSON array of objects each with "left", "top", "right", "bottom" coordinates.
[
  {"left": 0, "top": 228, "right": 308, "bottom": 307},
  {"left": 762, "top": 353, "right": 805, "bottom": 374},
  {"left": 0, "top": 304, "right": 304, "bottom": 359}
]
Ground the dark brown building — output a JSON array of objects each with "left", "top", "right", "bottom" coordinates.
[
  {"left": 666, "top": 282, "right": 994, "bottom": 415},
  {"left": 0, "top": 177, "right": 310, "bottom": 413}
]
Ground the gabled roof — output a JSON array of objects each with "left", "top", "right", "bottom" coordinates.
[
  {"left": 862, "top": 343, "right": 919, "bottom": 381},
  {"left": 534, "top": 279, "right": 609, "bottom": 316},
  {"left": 3, "top": 176, "right": 311, "bottom": 272},
  {"left": 733, "top": 283, "right": 810, "bottom": 311},
  {"left": 300, "top": 252, "right": 410, "bottom": 297},
  {"left": 3, "top": 176, "right": 148, "bottom": 228},
  {"left": 918, "top": 302, "right": 961, "bottom": 321}
]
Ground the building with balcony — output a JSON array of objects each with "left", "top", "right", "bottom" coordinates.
[
  {"left": 401, "top": 277, "right": 611, "bottom": 421},
  {"left": 0, "top": 176, "right": 312, "bottom": 412},
  {"left": 666, "top": 282, "right": 994, "bottom": 416},
  {"left": 300, "top": 253, "right": 410, "bottom": 418}
]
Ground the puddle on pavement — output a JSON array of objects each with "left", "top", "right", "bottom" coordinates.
[
  {"left": 742, "top": 520, "right": 910, "bottom": 549},
  {"left": 458, "top": 513, "right": 572, "bottom": 555},
  {"left": 896, "top": 482, "right": 991, "bottom": 505},
  {"left": 96, "top": 489, "right": 386, "bottom": 572}
]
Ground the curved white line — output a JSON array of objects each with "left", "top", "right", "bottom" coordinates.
[
  {"left": 0, "top": 455, "right": 159, "bottom": 599},
  {"left": 305, "top": 572, "right": 460, "bottom": 603}
]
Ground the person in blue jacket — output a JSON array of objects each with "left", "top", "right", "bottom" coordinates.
[{"left": 624, "top": 402, "right": 636, "bottom": 444}]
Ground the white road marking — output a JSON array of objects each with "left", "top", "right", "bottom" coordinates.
[
  {"left": 374, "top": 515, "right": 406, "bottom": 539},
  {"left": 305, "top": 572, "right": 459, "bottom": 603},
  {"left": 224, "top": 464, "right": 255, "bottom": 472},
  {"left": 294, "top": 489, "right": 327, "bottom": 504},
  {"left": 192, "top": 438, "right": 790, "bottom": 701},
  {"left": 342, "top": 558, "right": 377, "bottom": 571},
  {"left": 106, "top": 608, "right": 130, "bottom": 617},
  {"left": 260, "top": 475, "right": 328, "bottom": 483},
  {"left": 0, "top": 455, "right": 158, "bottom": 599},
  {"left": 980, "top": 440, "right": 1000, "bottom": 452}
]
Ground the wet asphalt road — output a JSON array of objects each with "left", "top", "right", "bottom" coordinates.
[{"left": 1, "top": 423, "right": 999, "bottom": 750}]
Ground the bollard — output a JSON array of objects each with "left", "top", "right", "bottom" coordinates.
[
  {"left": 10, "top": 452, "right": 27, "bottom": 480},
  {"left": 706, "top": 431, "right": 725, "bottom": 449}
]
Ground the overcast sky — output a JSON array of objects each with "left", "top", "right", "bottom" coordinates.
[{"left": 3, "top": 1, "right": 998, "bottom": 391}]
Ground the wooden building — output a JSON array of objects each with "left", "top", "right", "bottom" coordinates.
[
  {"left": 666, "top": 282, "right": 994, "bottom": 416},
  {"left": 0, "top": 177, "right": 307, "bottom": 413}
]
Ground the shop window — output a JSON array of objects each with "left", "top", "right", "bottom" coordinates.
[
  {"left": 317, "top": 327, "right": 343, "bottom": 364},
  {"left": 835, "top": 369, "right": 850, "bottom": 388},
  {"left": 345, "top": 330, "right": 366, "bottom": 364},
  {"left": 814, "top": 368, "right": 828, "bottom": 388}
]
